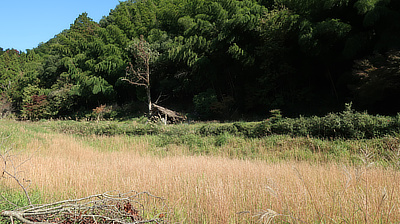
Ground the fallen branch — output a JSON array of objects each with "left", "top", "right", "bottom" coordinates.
[{"left": 1, "top": 191, "right": 168, "bottom": 224}]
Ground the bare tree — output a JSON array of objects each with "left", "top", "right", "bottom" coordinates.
[
  {"left": 121, "top": 36, "right": 186, "bottom": 124},
  {"left": 122, "top": 35, "right": 159, "bottom": 117}
]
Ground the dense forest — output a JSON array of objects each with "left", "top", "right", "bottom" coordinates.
[{"left": 1, "top": 0, "right": 399, "bottom": 120}]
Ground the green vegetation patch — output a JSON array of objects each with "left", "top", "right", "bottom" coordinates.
[{"left": 199, "top": 106, "right": 400, "bottom": 139}]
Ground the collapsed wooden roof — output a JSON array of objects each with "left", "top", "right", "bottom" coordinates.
[{"left": 152, "top": 103, "right": 186, "bottom": 122}]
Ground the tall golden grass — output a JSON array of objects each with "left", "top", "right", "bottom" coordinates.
[{"left": 3, "top": 132, "right": 400, "bottom": 223}]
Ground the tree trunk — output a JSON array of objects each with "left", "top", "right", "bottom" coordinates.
[
  {"left": 146, "top": 56, "right": 152, "bottom": 117},
  {"left": 147, "top": 89, "right": 152, "bottom": 117}
]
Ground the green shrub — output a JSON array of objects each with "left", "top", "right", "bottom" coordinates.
[
  {"left": 51, "top": 121, "right": 163, "bottom": 136},
  {"left": 198, "top": 105, "right": 400, "bottom": 139},
  {"left": 215, "top": 133, "right": 231, "bottom": 147},
  {"left": 233, "top": 122, "right": 258, "bottom": 137},
  {"left": 198, "top": 123, "right": 238, "bottom": 136}
]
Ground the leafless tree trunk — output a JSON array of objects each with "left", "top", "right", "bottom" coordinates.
[{"left": 121, "top": 36, "right": 185, "bottom": 124}]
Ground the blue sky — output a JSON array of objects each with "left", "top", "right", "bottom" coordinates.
[{"left": 0, "top": 0, "right": 121, "bottom": 51}]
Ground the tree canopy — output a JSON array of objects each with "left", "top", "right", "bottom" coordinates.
[{"left": 1, "top": 0, "right": 399, "bottom": 120}]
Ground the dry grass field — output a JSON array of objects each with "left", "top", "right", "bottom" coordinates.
[{"left": 1, "top": 121, "right": 400, "bottom": 223}]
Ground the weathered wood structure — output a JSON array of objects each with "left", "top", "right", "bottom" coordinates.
[{"left": 151, "top": 103, "right": 186, "bottom": 124}]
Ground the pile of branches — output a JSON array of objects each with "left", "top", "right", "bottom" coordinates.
[{"left": 1, "top": 191, "right": 167, "bottom": 224}]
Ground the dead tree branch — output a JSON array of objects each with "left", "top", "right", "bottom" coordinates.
[{"left": 1, "top": 191, "right": 168, "bottom": 224}]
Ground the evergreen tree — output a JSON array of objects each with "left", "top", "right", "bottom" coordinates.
[{"left": 2, "top": 0, "right": 400, "bottom": 119}]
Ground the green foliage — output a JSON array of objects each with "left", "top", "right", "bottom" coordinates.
[
  {"left": 354, "top": 0, "right": 385, "bottom": 15},
  {"left": 2, "top": 0, "right": 400, "bottom": 120},
  {"left": 20, "top": 85, "right": 48, "bottom": 120},
  {"left": 197, "top": 104, "right": 400, "bottom": 139},
  {"left": 46, "top": 84, "right": 78, "bottom": 116},
  {"left": 214, "top": 132, "right": 233, "bottom": 147},
  {"left": 263, "top": 104, "right": 400, "bottom": 139},
  {"left": 199, "top": 123, "right": 239, "bottom": 136},
  {"left": 299, "top": 19, "right": 352, "bottom": 55},
  {"left": 51, "top": 120, "right": 163, "bottom": 136},
  {"left": 22, "top": 95, "right": 49, "bottom": 120},
  {"left": 269, "top": 109, "right": 282, "bottom": 121},
  {"left": 0, "top": 188, "right": 43, "bottom": 223},
  {"left": 33, "top": 12, "right": 127, "bottom": 111}
]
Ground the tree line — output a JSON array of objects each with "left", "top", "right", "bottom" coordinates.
[{"left": 1, "top": 0, "right": 399, "bottom": 120}]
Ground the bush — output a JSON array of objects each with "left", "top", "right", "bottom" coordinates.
[
  {"left": 233, "top": 122, "right": 258, "bottom": 137},
  {"left": 214, "top": 133, "right": 231, "bottom": 146},
  {"left": 198, "top": 104, "right": 400, "bottom": 139},
  {"left": 52, "top": 121, "right": 163, "bottom": 136},
  {"left": 198, "top": 123, "right": 238, "bottom": 136},
  {"left": 267, "top": 105, "right": 400, "bottom": 139}
]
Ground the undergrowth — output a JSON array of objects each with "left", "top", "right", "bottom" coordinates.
[
  {"left": 24, "top": 104, "right": 398, "bottom": 143},
  {"left": 199, "top": 104, "right": 400, "bottom": 139}
]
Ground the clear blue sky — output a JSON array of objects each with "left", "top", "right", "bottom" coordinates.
[{"left": 0, "top": 0, "right": 121, "bottom": 51}]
